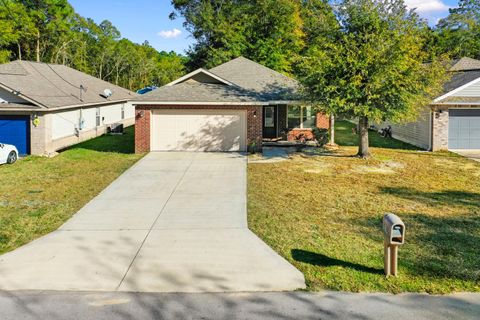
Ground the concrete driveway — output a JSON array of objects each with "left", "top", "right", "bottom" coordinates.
[
  {"left": 452, "top": 150, "right": 480, "bottom": 162},
  {"left": 0, "top": 152, "right": 305, "bottom": 292}
]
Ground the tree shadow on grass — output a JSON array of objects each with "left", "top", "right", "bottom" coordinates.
[
  {"left": 358, "top": 213, "right": 480, "bottom": 281},
  {"left": 291, "top": 249, "right": 383, "bottom": 275},
  {"left": 381, "top": 187, "right": 480, "bottom": 208}
]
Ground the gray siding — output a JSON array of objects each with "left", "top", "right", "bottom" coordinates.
[
  {"left": 453, "top": 79, "right": 480, "bottom": 97},
  {"left": 378, "top": 107, "right": 432, "bottom": 150}
]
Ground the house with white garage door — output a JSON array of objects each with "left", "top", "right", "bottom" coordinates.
[
  {"left": 0, "top": 60, "right": 136, "bottom": 156},
  {"left": 382, "top": 57, "right": 480, "bottom": 151},
  {"left": 133, "top": 56, "right": 329, "bottom": 153}
]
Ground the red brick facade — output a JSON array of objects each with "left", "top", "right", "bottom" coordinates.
[
  {"left": 135, "top": 105, "right": 330, "bottom": 153},
  {"left": 287, "top": 113, "right": 330, "bottom": 141},
  {"left": 316, "top": 113, "right": 330, "bottom": 129},
  {"left": 134, "top": 104, "right": 263, "bottom": 153},
  {"left": 135, "top": 106, "right": 151, "bottom": 153}
]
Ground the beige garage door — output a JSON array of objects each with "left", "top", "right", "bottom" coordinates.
[{"left": 151, "top": 109, "right": 247, "bottom": 151}]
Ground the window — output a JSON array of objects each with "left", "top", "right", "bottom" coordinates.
[
  {"left": 121, "top": 105, "right": 125, "bottom": 120},
  {"left": 264, "top": 106, "right": 274, "bottom": 128},
  {"left": 287, "top": 106, "right": 315, "bottom": 129},
  {"left": 96, "top": 107, "right": 101, "bottom": 126}
]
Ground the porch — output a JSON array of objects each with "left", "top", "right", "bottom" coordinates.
[{"left": 261, "top": 105, "right": 329, "bottom": 144}]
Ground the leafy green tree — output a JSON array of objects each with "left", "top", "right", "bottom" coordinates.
[
  {"left": 155, "top": 51, "right": 187, "bottom": 86},
  {"left": 298, "top": 0, "right": 447, "bottom": 158},
  {"left": 436, "top": 0, "right": 480, "bottom": 59},
  {"left": 171, "top": 0, "right": 312, "bottom": 74}
]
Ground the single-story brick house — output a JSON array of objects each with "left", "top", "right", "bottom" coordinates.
[
  {"left": 382, "top": 57, "right": 480, "bottom": 151},
  {"left": 0, "top": 60, "right": 136, "bottom": 156},
  {"left": 133, "top": 56, "right": 329, "bottom": 153}
]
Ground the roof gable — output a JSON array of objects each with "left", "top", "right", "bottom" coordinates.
[
  {"left": 166, "top": 68, "right": 233, "bottom": 86},
  {"left": 0, "top": 60, "right": 135, "bottom": 109},
  {"left": 209, "top": 56, "right": 298, "bottom": 94},
  {"left": 136, "top": 57, "right": 301, "bottom": 104},
  {"left": 450, "top": 57, "right": 480, "bottom": 72}
]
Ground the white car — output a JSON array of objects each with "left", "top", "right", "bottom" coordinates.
[{"left": 0, "top": 143, "right": 18, "bottom": 164}]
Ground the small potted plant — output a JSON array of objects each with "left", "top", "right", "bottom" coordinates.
[{"left": 248, "top": 141, "right": 257, "bottom": 154}]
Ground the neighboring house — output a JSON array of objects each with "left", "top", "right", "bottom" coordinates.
[
  {"left": 382, "top": 57, "right": 480, "bottom": 151},
  {"left": 0, "top": 60, "right": 136, "bottom": 156},
  {"left": 133, "top": 56, "right": 329, "bottom": 153}
]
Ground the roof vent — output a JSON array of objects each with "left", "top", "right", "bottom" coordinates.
[{"left": 100, "top": 89, "right": 113, "bottom": 98}]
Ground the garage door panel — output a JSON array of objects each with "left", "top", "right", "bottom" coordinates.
[
  {"left": 449, "top": 111, "right": 480, "bottom": 150},
  {"left": 152, "top": 110, "right": 246, "bottom": 152},
  {"left": 0, "top": 115, "right": 30, "bottom": 155}
]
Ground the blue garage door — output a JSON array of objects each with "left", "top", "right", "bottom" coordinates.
[
  {"left": 449, "top": 109, "right": 480, "bottom": 150},
  {"left": 0, "top": 115, "right": 31, "bottom": 155}
]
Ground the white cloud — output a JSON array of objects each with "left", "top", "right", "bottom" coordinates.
[
  {"left": 158, "top": 28, "right": 182, "bottom": 39},
  {"left": 404, "top": 0, "right": 450, "bottom": 14}
]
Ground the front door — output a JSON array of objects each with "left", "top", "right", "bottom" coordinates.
[{"left": 263, "top": 106, "right": 277, "bottom": 138}]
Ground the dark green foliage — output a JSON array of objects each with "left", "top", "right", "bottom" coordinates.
[
  {"left": 298, "top": 0, "right": 448, "bottom": 156},
  {"left": 312, "top": 127, "right": 329, "bottom": 146},
  {"left": 171, "top": 0, "right": 336, "bottom": 74},
  {"left": 435, "top": 0, "right": 480, "bottom": 59},
  {"left": 0, "top": 0, "right": 187, "bottom": 90}
]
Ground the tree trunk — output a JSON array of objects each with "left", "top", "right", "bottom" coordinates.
[
  {"left": 36, "top": 30, "right": 40, "bottom": 62},
  {"left": 329, "top": 114, "right": 335, "bottom": 145},
  {"left": 357, "top": 116, "right": 370, "bottom": 158},
  {"left": 17, "top": 43, "right": 22, "bottom": 60}
]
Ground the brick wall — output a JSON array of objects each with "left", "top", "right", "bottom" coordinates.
[
  {"left": 134, "top": 105, "right": 263, "bottom": 153},
  {"left": 316, "top": 112, "right": 330, "bottom": 129},
  {"left": 135, "top": 107, "right": 151, "bottom": 153},
  {"left": 431, "top": 105, "right": 448, "bottom": 151}
]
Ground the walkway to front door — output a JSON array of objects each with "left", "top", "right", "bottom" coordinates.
[{"left": 0, "top": 152, "right": 305, "bottom": 292}]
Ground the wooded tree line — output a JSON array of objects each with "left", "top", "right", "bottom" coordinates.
[
  {"left": 0, "top": 0, "right": 186, "bottom": 90},
  {"left": 171, "top": 0, "right": 480, "bottom": 75},
  {"left": 0, "top": 0, "right": 478, "bottom": 90}
]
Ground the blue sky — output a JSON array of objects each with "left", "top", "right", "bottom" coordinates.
[{"left": 69, "top": 0, "right": 461, "bottom": 55}]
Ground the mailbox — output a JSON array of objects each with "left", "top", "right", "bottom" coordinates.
[
  {"left": 383, "top": 213, "right": 405, "bottom": 245},
  {"left": 382, "top": 213, "right": 405, "bottom": 277}
]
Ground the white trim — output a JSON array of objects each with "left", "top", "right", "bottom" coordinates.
[
  {"left": 286, "top": 105, "right": 315, "bottom": 129},
  {"left": 150, "top": 108, "right": 248, "bottom": 152},
  {"left": 434, "top": 102, "right": 480, "bottom": 106},
  {"left": 428, "top": 110, "right": 432, "bottom": 151},
  {"left": 131, "top": 100, "right": 301, "bottom": 106},
  {"left": 165, "top": 68, "right": 234, "bottom": 87},
  {"left": 434, "top": 76, "right": 480, "bottom": 102}
]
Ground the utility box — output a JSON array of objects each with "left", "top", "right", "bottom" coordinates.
[{"left": 383, "top": 213, "right": 405, "bottom": 277}]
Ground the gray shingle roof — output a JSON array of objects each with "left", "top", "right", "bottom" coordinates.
[
  {"left": 138, "top": 81, "right": 264, "bottom": 103},
  {"left": 209, "top": 56, "right": 299, "bottom": 100},
  {"left": 443, "top": 70, "right": 480, "bottom": 93},
  {"left": 0, "top": 60, "right": 136, "bottom": 109},
  {"left": 137, "top": 56, "right": 300, "bottom": 103},
  {"left": 449, "top": 57, "right": 480, "bottom": 72}
]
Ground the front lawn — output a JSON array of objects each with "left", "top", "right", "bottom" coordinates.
[
  {"left": 0, "top": 126, "right": 143, "bottom": 254},
  {"left": 248, "top": 120, "right": 480, "bottom": 293}
]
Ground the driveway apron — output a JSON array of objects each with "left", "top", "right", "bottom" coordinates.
[{"left": 0, "top": 152, "right": 305, "bottom": 292}]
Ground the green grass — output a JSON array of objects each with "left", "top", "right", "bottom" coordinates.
[
  {"left": 248, "top": 120, "right": 480, "bottom": 294},
  {"left": 0, "top": 126, "right": 143, "bottom": 254},
  {"left": 335, "top": 120, "right": 420, "bottom": 150}
]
